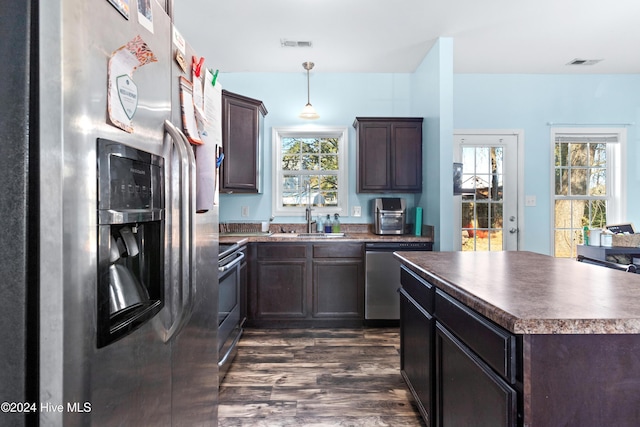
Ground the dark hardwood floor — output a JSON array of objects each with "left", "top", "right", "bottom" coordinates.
[{"left": 218, "top": 327, "right": 426, "bottom": 427}]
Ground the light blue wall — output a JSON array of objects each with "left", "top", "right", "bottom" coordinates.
[
  {"left": 453, "top": 74, "right": 640, "bottom": 254},
  {"left": 218, "top": 72, "right": 424, "bottom": 225},
  {"left": 411, "top": 38, "right": 454, "bottom": 251},
  {"left": 212, "top": 48, "right": 640, "bottom": 253}
]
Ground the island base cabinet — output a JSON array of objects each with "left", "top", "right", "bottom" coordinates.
[
  {"left": 436, "top": 322, "right": 517, "bottom": 427},
  {"left": 525, "top": 334, "right": 640, "bottom": 427},
  {"left": 400, "top": 288, "right": 434, "bottom": 426}
]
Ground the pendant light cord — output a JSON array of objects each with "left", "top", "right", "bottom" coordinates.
[{"left": 306, "top": 68, "right": 311, "bottom": 104}]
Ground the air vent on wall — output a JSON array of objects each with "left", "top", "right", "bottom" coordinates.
[
  {"left": 567, "top": 58, "right": 603, "bottom": 66},
  {"left": 280, "top": 39, "right": 313, "bottom": 48}
]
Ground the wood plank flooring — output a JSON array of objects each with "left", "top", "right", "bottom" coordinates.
[{"left": 218, "top": 328, "right": 426, "bottom": 427}]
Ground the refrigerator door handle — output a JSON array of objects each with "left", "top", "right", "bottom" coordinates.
[
  {"left": 163, "top": 120, "right": 196, "bottom": 342},
  {"left": 177, "top": 123, "right": 197, "bottom": 323}
]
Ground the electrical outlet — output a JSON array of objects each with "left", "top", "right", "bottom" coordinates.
[
  {"left": 241, "top": 206, "right": 249, "bottom": 217},
  {"left": 352, "top": 206, "right": 362, "bottom": 217},
  {"left": 525, "top": 195, "right": 537, "bottom": 207}
]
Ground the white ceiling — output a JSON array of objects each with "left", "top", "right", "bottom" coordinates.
[{"left": 174, "top": 0, "right": 640, "bottom": 74}]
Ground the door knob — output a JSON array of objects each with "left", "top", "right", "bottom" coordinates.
[{"left": 509, "top": 227, "right": 518, "bottom": 234}]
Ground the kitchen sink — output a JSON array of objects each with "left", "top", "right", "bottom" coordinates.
[
  {"left": 270, "top": 232, "right": 347, "bottom": 238},
  {"left": 299, "top": 232, "right": 346, "bottom": 238},
  {"left": 269, "top": 232, "right": 299, "bottom": 238},
  {"left": 220, "top": 231, "right": 273, "bottom": 237}
]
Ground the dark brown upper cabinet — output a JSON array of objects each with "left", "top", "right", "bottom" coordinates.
[
  {"left": 353, "top": 117, "right": 423, "bottom": 193},
  {"left": 221, "top": 90, "right": 268, "bottom": 193}
]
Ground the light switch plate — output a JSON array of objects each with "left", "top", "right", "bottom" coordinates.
[
  {"left": 241, "top": 206, "right": 249, "bottom": 217},
  {"left": 525, "top": 195, "right": 537, "bottom": 207},
  {"left": 352, "top": 206, "right": 362, "bottom": 217}
]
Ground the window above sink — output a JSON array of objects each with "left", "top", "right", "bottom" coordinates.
[{"left": 271, "top": 126, "right": 349, "bottom": 217}]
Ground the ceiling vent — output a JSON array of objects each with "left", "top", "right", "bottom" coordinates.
[
  {"left": 567, "top": 58, "right": 602, "bottom": 66},
  {"left": 280, "top": 39, "right": 313, "bottom": 48}
]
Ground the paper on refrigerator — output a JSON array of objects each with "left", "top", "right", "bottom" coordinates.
[
  {"left": 178, "top": 76, "right": 203, "bottom": 145},
  {"left": 202, "top": 68, "right": 222, "bottom": 145},
  {"left": 107, "top": 35, "right": 157, "bottom": 133},
  {"left": 198, "top": 69, "right": 222, "bottom": 207}
]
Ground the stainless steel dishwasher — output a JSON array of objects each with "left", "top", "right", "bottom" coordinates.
[{"left": 365, "top": 241, "right": 432, "bottom": 323}]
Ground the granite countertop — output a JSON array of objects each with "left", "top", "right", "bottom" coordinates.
[
  {"left": 220, "top": 224, "right": 434, "bottom": 245},
  {"left": 395, "top": 251, "right": 640, "bottom": 335},
  {"left": 243, "top": 232, "right": 432, "bottom": 243}
]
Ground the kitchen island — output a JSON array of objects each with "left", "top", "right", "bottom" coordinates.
[{"left": 395, "top": 250, "right": 640, "bottom": 427}]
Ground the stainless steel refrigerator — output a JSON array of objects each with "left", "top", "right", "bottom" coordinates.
[{"left": 0, "top": 0, "right": 218, "bottom": 425}]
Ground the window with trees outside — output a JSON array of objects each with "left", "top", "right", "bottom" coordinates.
[
  {"left": 272, "top": 127, "right": 348, "bottom": 217},
  {"left": 553, "top": 129, "right": 626, "bottom": 258}
]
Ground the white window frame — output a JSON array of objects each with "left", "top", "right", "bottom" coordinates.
[
  {"left": 550, "top": 127, "right": 627, "bottom": 256},
  {"left": 272, "top": 126, "right": 349, "bottom": 217}
]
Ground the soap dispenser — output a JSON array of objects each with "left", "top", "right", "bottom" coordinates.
[
  {"left": 332, "top": 213, "right": 341, "bottom": 233},
  {"left": 316, "top": 215, "right": 323, "bottom": 232},
  {"left": 324, "top": 214, "right": 332, "bottom": 233}
]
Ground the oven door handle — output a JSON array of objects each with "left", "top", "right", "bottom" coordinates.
[{"left": 218, "top": 251, "right": 245, "bottom": 273}]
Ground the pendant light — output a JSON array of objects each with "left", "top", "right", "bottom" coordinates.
[{"left": 299, "top": 61, "right": 319, "bottom": 120}]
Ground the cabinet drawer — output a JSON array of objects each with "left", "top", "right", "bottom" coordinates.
[
  {"left": 400, "top": 266, "right": 434, "bottom": 314},
  {"left": 313, "top": 243, "right": 363, "bottom": 258},
  {"left": 435, "top": 289, "right": 516, "bottom": 384},
  {"left": 436, "top": 323, "right": 517, "bottom": 427},
  {"left": 257, "top": 244, "right": 307, "bottom": 259}
]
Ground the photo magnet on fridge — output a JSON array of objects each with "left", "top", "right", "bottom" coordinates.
[{"left": 107, "top": 0, "right": 130, "bottom": 19}]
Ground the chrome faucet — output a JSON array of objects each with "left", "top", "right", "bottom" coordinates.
[{"left": 305, "top": 182, "right": 314, "bottom": 233}]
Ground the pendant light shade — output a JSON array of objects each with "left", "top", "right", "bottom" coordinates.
[{"left": 299, "top": 62, "right": 319, "bottom": 120}]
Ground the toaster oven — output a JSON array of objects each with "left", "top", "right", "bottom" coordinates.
[{"left": 373, "top": 198, "right": 406, "bottom": 235}]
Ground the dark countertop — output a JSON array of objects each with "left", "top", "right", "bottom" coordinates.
[{"left": 394, "top": 250, "right": 640, "bottom": 335}]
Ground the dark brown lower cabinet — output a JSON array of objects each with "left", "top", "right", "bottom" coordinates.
[
  {"left": 399, "top": 288, "right": 434, "bottom": 426},
  {"left": 255, "top": 260, "right": 306, "bottom": 318},
  {"left": 400, "top": 266, "right": 520, "bottom": 427},
  {"left": 248, "top": 242, "right": 364, "bottom": 327},
  {"left": 313, "top": 260, "right": 362, "bottom": 318},
  {"left": 251, "top": 243, "right": 306, "bottom": 320},
  {"left": 436, "top": 322, "right": 517, "bottom": 427},
  {"left": 312, "top": 243, "right": 363, "bottom": 320}
]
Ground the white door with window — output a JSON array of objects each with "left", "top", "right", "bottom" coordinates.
[{"left": 454, "top": 132, "right": 520, "bottom": 251}]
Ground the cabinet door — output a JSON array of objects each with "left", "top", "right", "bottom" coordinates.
[
  {"left": 255, "top": 260, "right": 306, "bottom": 318},
  {"left": 252, "top": 244, "right": 307, "bottom": 320},
  {"left": 392, "top": 122, "right": 422, "bottom": 191},
  {"left": 400, "top": 288, "right": 434, "bottom": 426},
  {"left": 357, "top": 121, "right": 391, "bottom": 191},
  {"left": 436, "top": 322, "right": 517, "bottom": 427},
  {"left": 355, "top": 117, "right": 423, "bottom": 193},
  {"left": 221, "top": 91, "right": 267, "bottom": 193},
  {"left": 312, "top": 259, "right": 363, "bottom": 318}
]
